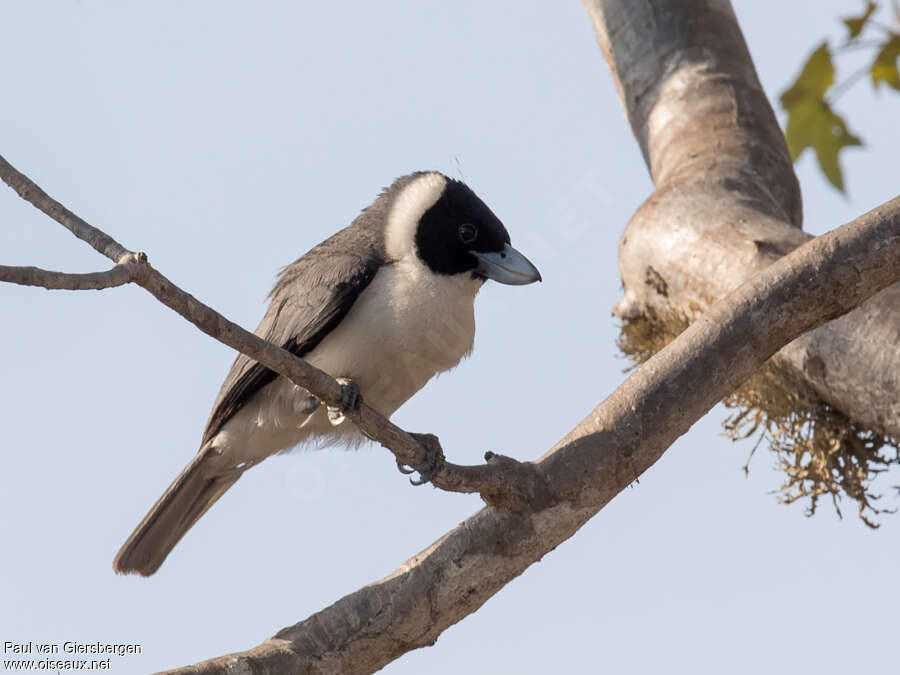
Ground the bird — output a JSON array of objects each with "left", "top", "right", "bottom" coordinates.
[{"left": 113, "top": 170, "right": 541, "bottom": 576}]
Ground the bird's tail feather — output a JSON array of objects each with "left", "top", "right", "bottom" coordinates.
[{"left": 113, "top": 451, "right": 243, "bottom": 576}]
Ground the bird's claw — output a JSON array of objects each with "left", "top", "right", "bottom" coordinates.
[
  {"left": 327, "top": 377, "right": 361, "bottom": 426},
  {"left": 397, "top": 433, "right": 445, "bottom": 485},
  {"left": 396, "top": 459, "right": 416, "bottom": 475}
]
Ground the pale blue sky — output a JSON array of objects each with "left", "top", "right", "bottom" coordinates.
[{"left": 2, "top": 2, "right": 898, "bottom": 673}]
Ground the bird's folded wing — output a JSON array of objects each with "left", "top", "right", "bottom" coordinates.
[{"left": 201, "top": 228, "right": 385, "bottom": 445}]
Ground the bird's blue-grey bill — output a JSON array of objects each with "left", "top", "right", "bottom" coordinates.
[{"left": 471, "top": 243, "right": 542, "bottom": 285}]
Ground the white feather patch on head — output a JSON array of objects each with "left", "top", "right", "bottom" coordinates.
[{"left": 384, "top": 172, "right": 447, "bottom": 262}]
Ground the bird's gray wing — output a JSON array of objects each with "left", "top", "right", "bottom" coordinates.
[{"left": 201, "top": 232, "right": 384, "bottom": 445}]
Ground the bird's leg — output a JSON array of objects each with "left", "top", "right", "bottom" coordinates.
[
  {"left": 327, "top": 377, "right": 361, "bottom": 426},
  {"left": 396, "top": 432, "right": 445, "bottom": 485}
]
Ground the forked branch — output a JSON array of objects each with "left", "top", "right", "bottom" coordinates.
[{"left": 0, "top": 153, "right": 551, "bottom": 509}]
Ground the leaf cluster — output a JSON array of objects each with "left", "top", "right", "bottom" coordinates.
[{"left": 780, "top": 1, "right": 900, "bottom": 192}]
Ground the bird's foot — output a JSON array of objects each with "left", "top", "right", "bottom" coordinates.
[
  {"left": 397, "top": 432, "right": 445, "bottom": 485},
  {"left": 327, "top": 377, "right": 361, "bottom": 426}
]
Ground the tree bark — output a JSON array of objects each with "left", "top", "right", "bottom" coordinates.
[
  {"left": 589, "top": 0, "right": 900, "bottom": 438},
  {"left": 166, "top": 196, "right": 900, "bottom": 673}
]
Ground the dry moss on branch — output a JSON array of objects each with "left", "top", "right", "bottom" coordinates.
[{"left": 617, "top": 311, "right": 900, "bottom": 527}]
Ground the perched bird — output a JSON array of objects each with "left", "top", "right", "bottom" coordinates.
[{"left": 114, "top": 171, "right": 541, "bottom": 576}]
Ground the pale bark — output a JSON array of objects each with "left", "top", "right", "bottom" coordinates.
[
  {"left": 589, "top": 0, "right": 900, "bottom": 437},
  {"left": 166, "top": 197, "right": 900, "bottom": 674}
]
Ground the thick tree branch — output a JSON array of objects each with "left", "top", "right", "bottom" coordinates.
[
  {"left": 169, "top": 198, "right": 900, "bottom": 674},
  {"left": 0, "top": 153, "right": 550, "bottom": 509},
  {"left": 584, "top": 0, "right": 801, "bottom": 225},
  {"left": 0, "top": 264, "right": 132, "bottom": 290},
  {"left": 584, "top": 0, "right": 900, "bottom": 441}
]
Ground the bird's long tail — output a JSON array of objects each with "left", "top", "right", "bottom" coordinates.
[{"left": 113, "top": 450, "right": 244, "bottom": 576}]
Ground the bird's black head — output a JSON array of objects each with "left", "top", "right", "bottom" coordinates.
[
  {"left": 415, "top": 177, "right": 511, "bottom": 277},
  {"left": 384, "top": 172, "right": 541, "bottom": 285}
]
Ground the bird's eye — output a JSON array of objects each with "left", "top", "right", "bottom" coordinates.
[{"left": 458, "top": 223, "right": 478, "bottom": 244}]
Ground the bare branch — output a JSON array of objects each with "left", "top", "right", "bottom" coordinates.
[
  {"left": 587, "top": 0, "right": 900, "bottom": 447},
  {"left": 0, "top": 264, "right": 132, "bottom": 290},
  {"left": 582, "top": 0, "right": 801, "bottom": 225},
  {"left": 0, "top": 154, "right": 130, "bottom": 264},
  {"left": 168, "top": 196, "right": 900, "bottom": 674},
  {"left": 0, "top": 152, "right": 548, "bottom": 508}
]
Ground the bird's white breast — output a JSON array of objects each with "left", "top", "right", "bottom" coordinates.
[
  {"left": 306, "top": 259, "right": 481, "bottom": 416},
  {"left": 210, "top": 261, "right": 482, "bottom": 465}
]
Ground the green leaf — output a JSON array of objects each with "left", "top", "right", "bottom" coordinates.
[
  {"left": 784, "top": 99, "right": 863, "bottom": 192},
  {"left": 871, "top": 35, "right": 900, "bottom": 90},
  {"left": 843, "top": 2, "right": 878, "bottom": 39},
  {"left": 781, "top": 43, "right": 834, "bottom": 109},
  {"left": 780, "top": 44, "right": 864, "bottom": 192}
]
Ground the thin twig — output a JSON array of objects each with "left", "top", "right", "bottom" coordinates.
[
  {"left": 0, "top": 155, "right": 129, "bottom": 264},
  {"left": 0, "top": 264, "right": 133, "bottom": 290},
  {"left": 828, "top": 63, "right": 874, "bottom": 103},
  {"left": 870, "top": 20, "right": 900, "bottom": 36},
  {"left": 832, "top": 39, "right": 887, "bottom": 53},
  {"left": 0, "top": 152, "right": 549, "bottom": 509}
]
